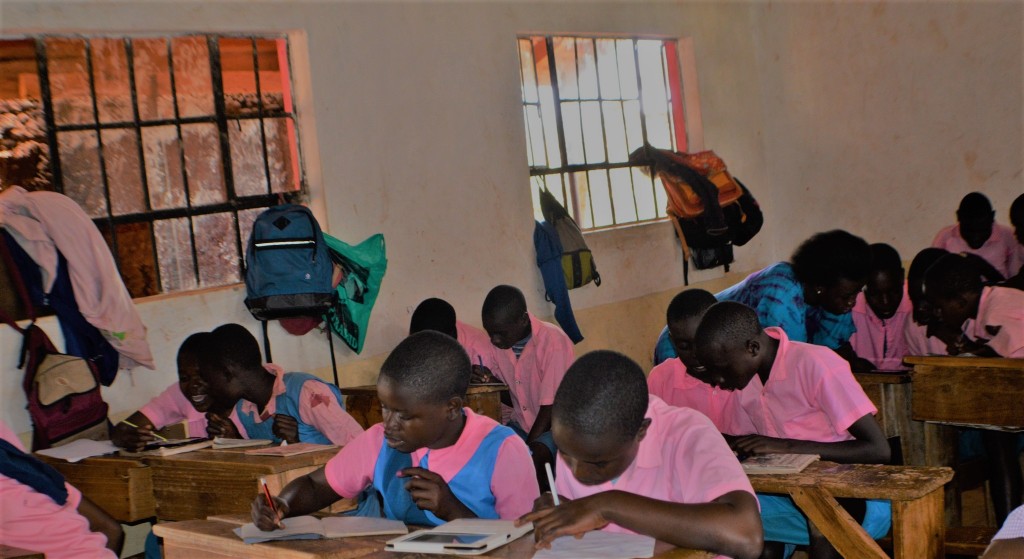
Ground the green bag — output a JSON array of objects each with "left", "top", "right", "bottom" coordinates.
[{"left": 322, "top": 233, "right": 387, "bottom": 354}]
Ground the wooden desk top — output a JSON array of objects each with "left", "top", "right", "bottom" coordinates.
[
  {"left": 155, "top": 515, "right": 712, "bottom": 559},
  {"left": 747, "top": 461, "right": 953, "bottom": 501},
  {"left": 904, "top": 355, "right": 1024, "bottom": 369},
  {"left": 144, "top": 446, "right": 338, "bottom": 472},
  {"left": 340, "top": 384, "right": 509, "bottom": 396}
]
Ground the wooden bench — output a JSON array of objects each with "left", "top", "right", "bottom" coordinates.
[
  {"left": 747, "top": 461, "right": 954, "bottom": 559},
  {"left": 341, "top": 383, "right": 508, "bottom": 429}
]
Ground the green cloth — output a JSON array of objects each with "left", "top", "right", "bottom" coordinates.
[{"left": 322, "top": 233, "right": 387, "bottom": 354}]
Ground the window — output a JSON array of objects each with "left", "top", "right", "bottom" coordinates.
[
  {"left": 0, "top": 34, "right": 304, "bottom": 302},
  {"left": 517, "top": 36, "right": 689, "bottom": 230}
]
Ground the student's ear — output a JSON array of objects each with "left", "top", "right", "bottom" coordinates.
[
  {"left": 745, "top": 338, "right": 760, "bottom": 357},
  {"left": 445, "top": 396, "right": 464, "bottom": 420},
  {"left": 634, "top": 418, "right": 652, "bottom": 444}
]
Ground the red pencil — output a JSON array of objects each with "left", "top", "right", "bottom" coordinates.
[{"left": 260, "top": 478, "right": 281, "bottom": 524}]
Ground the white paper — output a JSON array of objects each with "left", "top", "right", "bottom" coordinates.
[
  {"left": 533, "top": 531, "right": 656, "bottom": 559},
  {"left": 35, "top": 439, "right": 119, "bottom": 463},
  {"left": 321, "top": 516, "right": 408, "bottom": 537}
]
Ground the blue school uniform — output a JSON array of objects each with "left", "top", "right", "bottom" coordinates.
[{"left": 234, "top": 372, "right": 344, "bottom": 444}]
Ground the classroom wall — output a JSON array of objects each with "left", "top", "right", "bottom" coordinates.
[{"left": 1, "top": 1, "right": 1020, "bottom": 437}]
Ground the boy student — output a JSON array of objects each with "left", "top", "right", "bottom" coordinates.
[
  {"left": 1003, "top": 193, "right": 1024, "bottom": 289},
  {"left": 647, "top": 289, "right": 754, "bottom": 435},
  {"left": 409, "top": 297, "right": 496, "bottom": 378},
  {"left": 201, "top": 323, "right": 363, "bottom": 446},
  {"left": 251, "top": 331, "right": 538, "bottom": 529},
  {"left": 481, "top": 285, "right": 573, "bottom": 481},
  {"left": 932, "top": 191, "right": 1023, "bottom": 278},
  {"left": 694, "top": 302, "right": 891, "bottom": 559},
  {"left": 848, "top": 243, "right": 913, "bottom": 370},
  {"left": 111, "top": 332, "right": 241, "bottom": 450},
  {"left": 517, "top": 350, "right": 763, "bottom": 559}
]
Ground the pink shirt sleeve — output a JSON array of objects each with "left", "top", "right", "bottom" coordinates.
[
  {"left": 973, "top": 287, "right": 1024, "bottom": 358},
  {"left": 490, "top": 435, "right": 540, "bottom": 519},
  {"left": 138, "top": 383, "right": 192, "bottom": 429},
  {"left": 297, "top": 380, "right": 365, "bottom": 446},
  {"left": 323, "top": 425, "right": 385, "bottom": 498},
  {"left": 805, "top": 354, "right": 878, "bottom": 435},
  {"left": 536, "top": 325, "right": 574, "bottom": 407},
  {"left": 646, "top": 362, "right": 672, "bottom": 401},
  {"left": 673, "top": 411, "right": 756, "bottom": 504}
]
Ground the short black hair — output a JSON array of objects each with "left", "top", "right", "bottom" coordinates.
[
  {"left": 868, "top": 243, "right": 903, "bottom": 274},
  {"left": 923, "top": 253, "right": 983, "bottom": 301},
  {"left": 481, "top": 285, "right": 527, "bottom": 324},
  {"left": 1010, "top": 193, "right": 1024, "bottom": 226},
  {"left": 666, "top": 289, "right": 717, "bottom": 324},
  {"left": 790, "top": 230, "right": 871, "bottom": 288},
  {"left": 694, "top": 301, "right": 762, "bottom": 351},
  {"left": 907, "top": 248, "right": 949, "bottom": 303},
  {"left": 409, "top": 298, "right": 457, "bottom": 338},
  {"left": 553, "top": 350, "right": 648, "bottom": 443},
  {"left": 957, "top": 192, "right": 994, "bottom": 221},
  {"left": 380, "top": 331, "right": 470, "bottom": 405},
  {"left": 210, "top": 323, "right": 262, "bottom": 375},
  {"left": 177, "top": 331, "right": 211, "bottom": 366}
]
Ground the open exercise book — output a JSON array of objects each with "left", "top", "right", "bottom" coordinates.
[
  {"left": 235, "top": 516, "right": 408, "bottom": 544},
  {"left": 211, "top": 437, "right": 273, "bottom": 450},
  {"left": 244, "top": 442, "right": 334, "bottom": 457},
  {"left": 741, "top": 453, "right": 819, "bottom": 474},
  {"left": 119, "top": 438, "right": 212, "bottom": 457}
]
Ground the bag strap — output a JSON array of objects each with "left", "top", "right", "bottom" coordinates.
[
  {"left": 667, "top": 211, "right": 692, "bottom": 285},
  {"left": 261, "top": 320, "right": 273, "bottom": 363},
  {"left": 326, "top": 326, "right": 339, "bottom": 388}
]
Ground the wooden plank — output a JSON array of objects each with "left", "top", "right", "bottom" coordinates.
[
  {"left": 911, "top": 364, "right": 1024, "bottom": 429},
  {"left": 747, "top": 461, "right": 953, "bottom": 501},
  {"left": 36, "top": 454, "right": 155, "bottom": 522},
  {"left": 944, "top": 526, "right": 997, "bottom": 556},
  {"left": 904, "top": 356, "right": 1024, "bottom": 369},
  {"left": 892, "top": 487, "right": 944, "bottom": 559},
  {"left": 788, "top": 486, "right": 888, "bottom": 559},
  {"left": 341, "top": 384, "right": 508, "bottom": 429}
]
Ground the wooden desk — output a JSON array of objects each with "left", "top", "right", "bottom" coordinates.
[
  {"left": 0, "top": 545, "right": 43, "bottom": 559},
  {"left": 906, "top": 356, "right": 1024, "bottom": 431},
  {"left": 35, "top": 454, "right": 156, "bottom": 522},
  {"left": 154, "top": 515, "right": 713, "bottom": 559},
  {"left": 146, "top": 446, "right": 340, "bottom": 521},
  {"left": 854, "top": 370, "right": 927, "bottom": 466},
  {"left": 747, "top": 461, "right": 953, "bottom": 559},
  {"left": 341, "top": 384, "right": 508, "bottom": 429}
]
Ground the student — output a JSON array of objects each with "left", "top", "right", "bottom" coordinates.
[
  {"left": 0, "top": 420, "right": 122, "bottom": 558},
  {"left": 848, "top": 243, "right": 913, "bottom": 370},
  {"left": 647, "top": 289, "right": 754, "bottom": 435},
  {"left": 1002, "top": 193, "right": 1024, "bottom": 289},
  {"left": 932, "top": 192, "right": 1022, "bottom": 278},
  {"left": 409, "top": 297, "right": 496, "bottom": 380},
  {"left": 481, "top": 285, "right": 573, "bottom": 479},
  {"left": 904, "top": 248, "right": 958, "bottom": 356},
  {"left": 694, "top": 302, "right": 890, "bottom": 559},
  {"left": 517, "top": 350, "right": 762, "bottom": 559},
  {"left": 713, "top": 230, "right": 874, "bottom": 371},
  {"left": 111, "top": 332, "right": 240, "bottom": 450},
  {"left": 201, "top": 323, "right": 363, "bottom": 446},
  {"left": 251, "top": 331, "right": 539, "bottom": 529}
]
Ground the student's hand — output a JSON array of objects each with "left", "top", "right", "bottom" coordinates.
[
  {"left": 528, "top": 491, "right": 567, "bottom": 512},
  {"left": 848, "top": 357, "right": 876, "bottom": 373},
  {"left": 730, "top": 434, "right": 791, "bottom": 456},
  {"left": 517, "top": 493, "right": 610, "bottom": 549},
  {"left": 250, "top": 492, "right": 288, "bottom": 531},
  {"left": 110, "top": 421, "right": 155, "bottom": 451},
  {"left": 206, "top": 412, "right": 240, "bottom": 439},
  {"left": 398, "top": 467, "right": 473, "bottom": 520},
  {"left": 470, "top": 365, "right": 498, "bottom": 384},
  {"left": 272, "top": 414, "right": 300, "bottom": 443}
]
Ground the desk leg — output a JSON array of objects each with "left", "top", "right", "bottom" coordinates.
[
  {"left": 892, "top": 487, "right": 945, "bottom": 559},
  {"left": 921, "top": 422, "right": 959, "bottom": 526},
  {"left": 789, "top": 487, "right": 888, "bottom": 559}
]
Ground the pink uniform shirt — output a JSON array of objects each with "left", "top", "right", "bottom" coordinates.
[
  {"left": 968, "top": 286, "right": 1024, "bottom": 357},
  {"left": 324, "top": 408, "right": 538, "bottom": 519},
  {"left": 0, "top": 422, "right": 116, "bottom": 559},
  {"left": 139, "top": 382, "right": 241, "bottom": 438},
  {"left": 932, "top": 223, "right": 1024, "bottom": 278},
  {"left": 456, "top": 320, "right": 496, "bottom": 368},
  {"left": 904, "top": 321, "right": 951, "bottom": 356},
  {"left": 555, "top": 396, "right": 755, "bottom": 549},
  {"left": 489, "top": 313, "right": 574, "bottom": 431},
  {"left": 235, "top": 364, "right": 364, "bottom": 446},
  {"left": 647, "top": 359, "right": 756, "bottom": 436},
  {"left": 733, "top": 327, "right": 878, "bottom": 443},
  {"left": 849, "top": 285, "right": 913, "bottom": 370}
]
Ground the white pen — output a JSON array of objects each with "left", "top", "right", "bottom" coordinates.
[{"left": 545, "top": 462, "right": 560, "bottom": 506}]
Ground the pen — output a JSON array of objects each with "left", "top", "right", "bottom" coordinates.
[
  {"left": 544, "top": 462, "right": 560, "bottom": 506},
  {"left": 260, "top": 478, "right": 281, "bottom": 524},
  {"left": 121, "top": 419, "right": 168, "bottom": 441}
]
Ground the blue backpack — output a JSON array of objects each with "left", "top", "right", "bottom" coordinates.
[{"left": 244, "top": 205, "right": 335, "bottom": 321}]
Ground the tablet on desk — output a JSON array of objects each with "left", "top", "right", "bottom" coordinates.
[{"left": 385, "top": 519, "right": 532, "bottom": 555}]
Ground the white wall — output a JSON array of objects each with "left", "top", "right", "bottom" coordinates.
[{"left": 1, "top": 1, "right": 1021, "bottom": 437}]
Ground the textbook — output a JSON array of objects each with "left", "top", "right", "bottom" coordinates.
[
  {"left": 211, "top": 437, "right": 273, "bottom": 450},
  {"left": 235, "top": 515, "right": 408, "bottom": 544},
  {"left": 119, "top": 438, "right": 212, "bottom": 457},
  {"left": 385, "top": 518, "right": 533, "bottom": 555},
  {"left": 741, "top": 453, "right": 819, "bottom": 474},
  {"left": 244, "top": 442, "right": 335, "bottom": 457}
]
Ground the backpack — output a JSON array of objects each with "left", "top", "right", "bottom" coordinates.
[
  {"left": 244, "top": 205, "right": 335, "bottom": 321},
  {"left": 538, "top": 189, "right": 601, "bottom": 289}
]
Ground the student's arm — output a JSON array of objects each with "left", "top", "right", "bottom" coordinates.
[
  {"left": 205, "top": 411, "right": 241, "bottom": 439},
  {"left": 296, "top": 381, "right": 365, "bottom": 445},
  {"left": 834, "top": 343, "right": 877, "bottom": 373},
  {"left": 271, "top": 414, "right": 300, "bottom": 444},
  {"left": 250, "top": 466, "right": 340, "bottom": 530},
  {"left": 527, "top": 405, "right": 553, "bottom": 443},
  {"left": 109, "top": 411, "right": 157, "bottom": 451},
  {"left": 519, "top": 489, "right": 763, "bottom": 559},
  {"left": 731, "top": 413, "right": 891, "bottom": 464},
  {"left": 78, "top": 495, "right": 124, "bottom": 556}
]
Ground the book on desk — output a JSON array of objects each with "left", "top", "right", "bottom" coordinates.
[
  {"left": 235, "top": 515, "right": 408, "bottom": 544},
  {"left": 119, "top": 438, "right": 212, "bottom": 457},
  {"left": 741, "top": 453, "right": 819, "bottom": 474}
]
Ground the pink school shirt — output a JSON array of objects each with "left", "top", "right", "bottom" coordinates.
[
  {"left": 849, "top": 285, "right": 913, "bottom": 370},
  {"left": 456, "top": 320, "right": 496, "bottom": 368},
  {"left": 139, "top": 382, "right": 241, "bottom": 438},
  {"left": 904, "top": 321, "right": 951, "bottom": 356},
  {"left": 555, "top": 396, "right": 755, "bottom": 549},
  {"left": 236, "top": 364, "right": 364, "bottom": 446},
  {"left": 733, "top": 327, "right": 877, "bottom": 443},
  {"left": 489, "top": 313, "right": 574, "bottom": 431},
  {"left": 0, "top": 422, "right": 116, "bottom": 559},
  {"left": 932, "top": 223, "right": 1024, "bottom": 278},
  {"left": 323, "top": 408, "right": 538, "bottom": 519},
  {"left": 968, "top": 286, "right": 1024, "bottom": 357},
  {"left": 647, "top": 359, "right": 756, "bottom": 436}
]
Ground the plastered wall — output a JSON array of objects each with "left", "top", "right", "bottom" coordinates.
[{"left": 1, "top": 1, "right": 1021, "bottom": 437}]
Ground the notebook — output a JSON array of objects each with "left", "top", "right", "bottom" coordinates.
[
  {"left": 244, "top": 442, "right": 335, "bottom": 457},
  {"left": 211, "top": 437, "right": 273, "bottom": 450},
  {"left": 235, "top": 515, "right": 408, "bottom": 544},
  {"left": 741, "top": 453, "right": 819, "bottom": 474},
  {"left": 119, "top": 438, "right": 212, "bottom": 457},
  {"left": 385, "top": 518, "right": 533, "bottom": 555}
]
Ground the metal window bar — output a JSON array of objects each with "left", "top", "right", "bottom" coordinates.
[
  {"left": 82, "top": 39, "right": 120, "bottom": 265},
  {"left": 543, "top": 37, "right": 575, "bottom": 218},
  {"left": 165, "top": 37, "right": 202, "bottom": 287}
]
